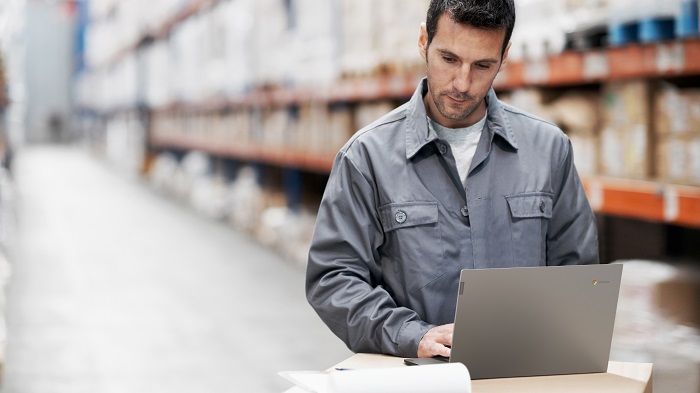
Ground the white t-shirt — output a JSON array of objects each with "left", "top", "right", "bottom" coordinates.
[{"left": 428, "top": 113, "right": 487, "bottom": 191}]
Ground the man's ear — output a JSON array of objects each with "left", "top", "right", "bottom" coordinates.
[
  {"left": 418, "top": 22, "right": 428, "bottom": 61},
  {"left": 499, "top": 41, "right": 512, "bottom": 72}
]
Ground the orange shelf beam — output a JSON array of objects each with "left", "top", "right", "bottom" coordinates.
[
  {"left": 150, "top": 135, "right": 336, "bottom": 174},
  {"left": 583, "top": 177, "right": 700, "bottom": 228},
  {"left": 495, "top": 38, "right": 700, "bottom": 89},
  {"left": 148, "top": 136, "right": 700, "bottom": 228}
]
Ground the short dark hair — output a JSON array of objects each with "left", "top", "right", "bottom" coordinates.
[{"left": 426, "top": 0, "right": 516, "bottom": 55}]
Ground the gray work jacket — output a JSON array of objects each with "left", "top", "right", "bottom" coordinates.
[{"left": 306, "top": 79, "right": 598, "bottom": 358}]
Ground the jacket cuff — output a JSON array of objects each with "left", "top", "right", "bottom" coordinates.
[{"left": 397, "top": 320, "right": 434, "bottom": 357}]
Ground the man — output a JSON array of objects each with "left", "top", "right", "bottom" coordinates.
[{"left": 306, "top": 0, "right": 598, "bottom": 360}]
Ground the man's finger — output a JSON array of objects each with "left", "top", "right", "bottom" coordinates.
[{"left": 433, "top": 343, "right": 451, "bottom": 358}]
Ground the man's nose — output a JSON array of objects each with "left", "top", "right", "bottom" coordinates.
[{"left": 453, "top": 66, "right": 471, "bottom": 93}]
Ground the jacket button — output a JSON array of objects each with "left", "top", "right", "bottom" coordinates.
[
  {"left": 395, "top": 211, "right": 407, "bottom": 224},
  {"left": 460, "top": 206, "right": 469, "bottom": 217},
  {"left": 539, "top": 200, "right": 545, "bottom": 213},
  {"left": 438, "top": 144, "right": 448, "bottom": 155}
]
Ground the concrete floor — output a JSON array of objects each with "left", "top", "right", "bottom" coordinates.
[{"left": 1, "top": 145, "right": 352, "bottom": 393}]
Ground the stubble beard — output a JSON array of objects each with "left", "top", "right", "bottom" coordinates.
[{"left": 427, "top": 79, "right": 481, "bottom": 124}]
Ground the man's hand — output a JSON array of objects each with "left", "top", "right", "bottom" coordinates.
[{"left": 417, "top": 323, "right": 454, "bottom": 358}]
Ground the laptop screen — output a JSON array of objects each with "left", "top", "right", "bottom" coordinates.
[{"left": 450, "top": 264, "right": 622, "bottom": 379}]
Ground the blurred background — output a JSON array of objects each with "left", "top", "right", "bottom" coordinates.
[{"left": 0, "top": 0, "right": 699, "bottom": 392}]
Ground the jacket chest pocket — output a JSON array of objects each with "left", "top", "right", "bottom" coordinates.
[
  {"left": 505, "top": 192, "right": 553, "bottom": 265},
  {"left": 379, "top": 201, "right": 442, "bottom": 294}
]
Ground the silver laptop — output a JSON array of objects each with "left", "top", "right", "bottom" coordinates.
[{"left": 407, "top": 264, "right": 623, "bottom": 379}]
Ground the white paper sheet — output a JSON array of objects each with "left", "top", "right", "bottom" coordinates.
[{"left": 279, "top": 363, "right": 471, "bottom": 393}]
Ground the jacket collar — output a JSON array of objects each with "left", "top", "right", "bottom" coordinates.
[{"left": 405, "top": 78, "right": 519, "bottom": 160}]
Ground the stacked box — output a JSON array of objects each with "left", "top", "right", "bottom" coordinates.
[
  {"left": 654, "top": 85, "right": 700, "bottom": 185},
  {"left": 170, "top": 16, "right": 204, "bottom": 103},
  {"left": 339, "top": 0, "right": 429, "bottom": 77},
  {"left": 150, "top": 112, "right": 164, "bottom": 140},
  {"left": 250, "top": 0, "right": 289, "bottom": 86},
  {"left": 290, "top": 0, "right": 339, "bottom": 85},
  {"left": 144, "top": 42, "right": 172, "bottom": 108},
  {"left": 231, "top": 110, "right": 253, "bottom": 147},
  {"left": 511, "top": 0, "right": 567, "bottom": 61},
  {"left": 299, "top": 103, "right": 329, "bottom": 153},
  {"left": 600, "top": 80, "right": 654, "bottom": 179},
  {"left": 261, "top": 108, "right": 292, "bottom": 148},
  {"left": 355, "top": 101, "right": 398, "bottom": 130},
  {"left": 499, "top": 88, "right": 601, "bottom": 176},
  {"left": 328, "top": 105, "right": 354, "bottom": 152},
  {"left": 339, "top": 0, "right": 378, "bottom": 76},
  {"left": 294, "top": 103, "right": 353, "bottom": 154},
  {"left": 199, "top": 8, "right": 228, "bottom": 99},
  {"left": 549, "top": 91, "right": 602, "bottom": 176},
  {"left": 375, "top": 0, "right": 429, "bottom": 73},
  {"left": 501, "top": 89, "right": 556, "bottom": 120},
  {"left": 221, "top": 0, "right": 254, "bottom": 95}
]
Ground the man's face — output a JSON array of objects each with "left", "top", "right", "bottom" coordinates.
[{"left": 419, "top": 14, "right": 510, "bottom": 128}]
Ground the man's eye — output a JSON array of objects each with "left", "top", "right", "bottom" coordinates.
[
  {"left": 442, "top": 57, "right": 456, "bottom": 63},
  {"left": 475, "top": 63, "right": 491, "bottom": 70}
]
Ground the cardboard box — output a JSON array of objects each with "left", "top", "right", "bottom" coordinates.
[
  {"left": 549, "top": 91, "right": 601, "bottom": 135},
  {"left": 600, "top": 81, "right": 654, "bottom": 179},
  {"left": 654, "top": 85, "right": 700, "bottom": 136},
  {"left": 261, "top": 108, "right": 290, "bottom": 148},
  {"left": 569, "top": 134, "right": 598, "bottom": 176},
  {"left": 600, "top": 125, "right": 650, "bottom": 179},
  {"left": 654, "top": 85, "right": 700, "bottom": 185},
  {"left": 354, "top": 101, "right": 397, "bottom": 130},
  {"left": 328, "top": 105, "right": 354, "bottom": 153},
  {"left": 657, "top": 133, "right": 700, "bottom": 186},
  {"left": 656, "top": 136, "right": 687, "bottom": 183}
]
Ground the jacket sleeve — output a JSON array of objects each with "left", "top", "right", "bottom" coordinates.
[
  {"left": 305, "top": 151, "right": 433, "bottom": 357},
  {"left": 547, "top": 138, "right": 599, "bottom": 265}
]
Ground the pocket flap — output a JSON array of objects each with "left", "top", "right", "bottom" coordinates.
[
  {"left": 505, "top": 193, "right": 553, "bottom": 219},
  {"left": 379, "top": 202, "right": 438, "bottom": 232}
]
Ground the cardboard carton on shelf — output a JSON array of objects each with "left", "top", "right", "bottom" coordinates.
[
  {"left": 354, "top": 101, "right": 398, "bottom": 131},
  {"left": 549, "top": 91, "right": 601, "bottom": 135},
  {"left": 654, "top": 85, "right": 700, "bottom": 186},
  {"left": 375, "top": 0, "right": 429, "bottom": 73},
  {"left": 339, "top": 0, "right": 378, "bottom": 77},
  {"left": 260, "top": 108, "right": 290, "bottom": 148},
  {"left": 599, "top": 125, "right": 650, "bottom": 179},
  {"left": 499, "top": 88, "right": 556, "bottom": 120},
  {"left": 569, "top": 133, "right": 599, "bottom": 176},
  {"left": 327, "top": 105, "right": 354, "bottom": 154},
  {"left": 599, "top": 80, "right": 654, "bottom": 180},
  {"left": 298, "top": 102, "right": 332, "bottom": 154},
  {"left": 547, "top": 90, "right": 602, "bottom": 176},
  {"left": 656, "top": 133, "right": 700, "bottom": 186},
  {"left": 654, "top": 86, "right": 700, "bottom": 137},
  {"left": 230, "top": 110, "right": 253, "bottom": 147}
]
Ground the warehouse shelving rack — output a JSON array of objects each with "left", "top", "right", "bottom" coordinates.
[
  {"left": 82, "top": 1, "right": 700, "bottom": 246},
  {"left": 146, "top": 38, "right": 700, "bottom": 230}
]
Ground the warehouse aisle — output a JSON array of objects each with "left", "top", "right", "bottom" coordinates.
[{"left": 2, "top": 145, "right": 351, "bottom": 393}]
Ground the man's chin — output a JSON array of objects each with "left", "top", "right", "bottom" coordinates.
[{"left": 441, "top": 107, "right": 474, "bottom": 123}]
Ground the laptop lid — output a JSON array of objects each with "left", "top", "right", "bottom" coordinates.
[{"left": 450, "top": 264, "right": 623, "bottom": 379}]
